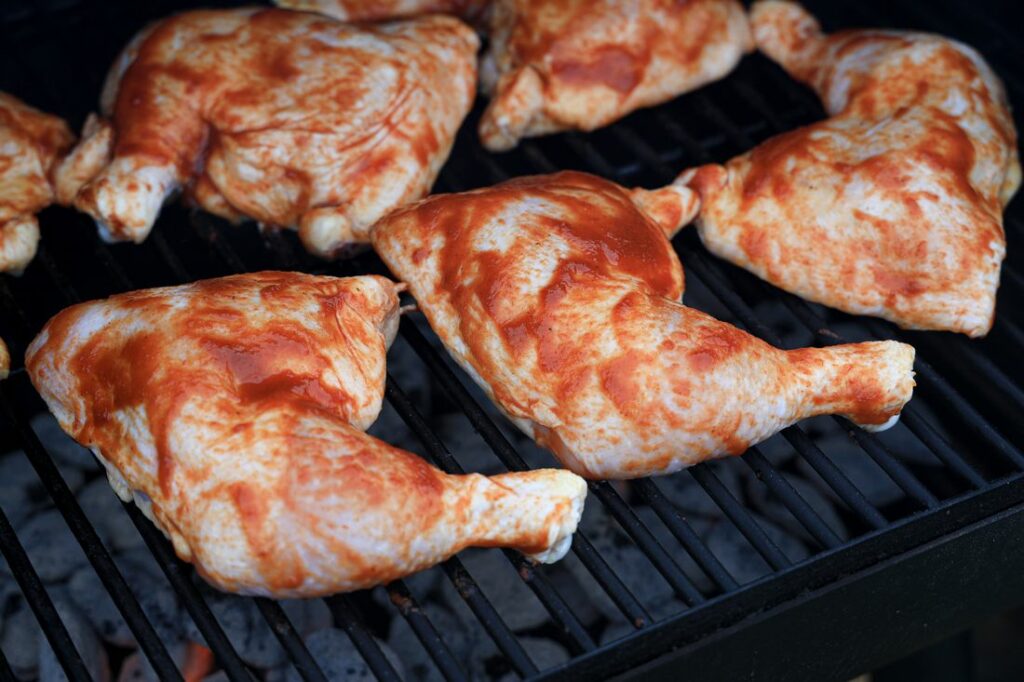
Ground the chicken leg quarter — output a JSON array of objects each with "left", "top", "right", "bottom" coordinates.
[
  {"left": 54, "top": 8, "right": 478, "bottom": 259},
  {"left": 676, "top": 0, "right": 1021, "bottom": 337},
  {"left": 27, "top": 272, "right": 585, "bottom": 597},
  {"left": 371, "top": 172, "right": 916, "bottom": 479}
]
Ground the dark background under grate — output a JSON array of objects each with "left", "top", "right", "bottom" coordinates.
[{"left": 0, "top": 0, "right": 1022, "bottom": 680}]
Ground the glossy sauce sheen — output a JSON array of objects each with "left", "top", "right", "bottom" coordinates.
[
  {"left": 681, "top": 1, "right": 1020, "bottom": 337},
  {"left": 26, "top": 272, "right": 586, "bottom": 595},
  {"left": 372, "top": 171, "right": 916, "bottom": 479}
]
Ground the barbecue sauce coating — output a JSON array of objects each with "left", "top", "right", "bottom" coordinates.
[
  {"left": 0, "top": 92, "right": 74, "bottom": 273},
  {"left": 678, "top": 1, "right": 1020, "bottom": 337},
  {"left": 56, "top": 8, "right": 478, "bottom": 257},
  {"left": 372, "top": 171, "right": 916, "bottom": 479},
  {"left": 478, "top": 0, "right": 753, "bottom": 150},
  {"left": 274, "top": 0, "right": 491, "bottom": 23},
  {"left": 26, "top": 272, "right": 586, "bottom": 596}
]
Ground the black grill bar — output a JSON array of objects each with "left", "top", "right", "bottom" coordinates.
[
  {"left": 629, "top": 480, "right": 740, "bottom": 592},
  {"left": 383, "top": 581, "right": 469, "bottom": 682},
  {"left": 397, "top": 318, "right": 653, "bottom": 627},
  {"left": 0, "top": 390, "right": 184, "bottom": 681},
  {"left": 0, "top": 646, "right": 16, "bottom": 682},
  {"left": 253, "top": 599, "right": 330, "bottom": 682},
  {"left": 742, "top": 449, "right": 843, "bottom": 549},
  {"left": 690, "top": 465, "right": 790, "bottom": 570},
  {"left": 0, "top": 504, "right": 91, "bottom": 682},
  {"left": 384, "top": 376, "right": 598, "bottom": 655},
  {"left": 326, "top": 595, "right": 405, "bottom": 681}
]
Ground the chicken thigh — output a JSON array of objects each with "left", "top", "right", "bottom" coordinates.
[
  {"left": 371, "top": 172, "right": 915, "bottom": 479},
  {"left": 27, "top": 272, "right": 585, "bottom": 597},
  {"left": 54, "top": 8, "right": 478, "bottom": 259},
  {"left": 0, "top": 92, "right": 74, "bottom": 274},
  {"left": 478, "top": 0, "right": 753, "bottom": 151},
  {"left": 676, "top": 0, "right": 1021, "bottom": 337},
  {"left": 275, "top": 0, "right": 490, "bottom": 23}
]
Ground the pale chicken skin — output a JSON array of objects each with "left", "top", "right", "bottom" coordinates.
[
  {"left": 26, "top": 272, "right": 585, "bottom": 597},
  {"left": 0, "top": 92, "right": 74, "bottom": 274},
  {"left": 371, "top": 172, "right": 916, "bottom": 479},
  {"left": 54, "top": 8, "right": 478, "bottom": 259},
  {"left": 274, "top": 0, "right": 490, "bottom": 23},
  {"left": 478, "top": 0, "right": 753, "bottom": 151},
  {"left": 676, "top": 0, "right": 1021, "bottom": 337}
]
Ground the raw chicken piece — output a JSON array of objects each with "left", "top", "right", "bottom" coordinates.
[
  {"left": 478, "top": 0, "right": 753, "bottom": 151},
  {"left": 0, "top": 92, "right": 74, "bottom": 274},
  {"left": 0, "top": 337, "right": 8, "bottom": 380},
  {"left": 676, "top": 0, "right": 1021, "bottom": 337},
  {"left": 275, "top": 0, "right": 490, "bottom": 23},
  {"left": 371, "top": 172, "right": 916, "bottom": 479},
  {"left": 27, "top": 272, "right": 585, "bottom": 596},
  {"left": 54, "top": 8, "right": 478, "bottom": 259}
]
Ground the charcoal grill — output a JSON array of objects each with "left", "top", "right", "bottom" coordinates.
[{"left": 1, "top": 0, "right": 1023, "bottom": 680}]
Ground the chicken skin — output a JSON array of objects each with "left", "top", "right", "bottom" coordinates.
[
  {"left": 676, "top": 1, "right": 1021, "bottom": 337},
  {"left": 478, "top": 0, "right": 753, "bottom": 151},
  {"left": 274, "top": 0, "right": 490, "bottom": 23},
  {"left": 371, "top": 172, "right": 916, "bottom": 479},
  {"left": 54, "top": 8, "right": 478, "bottom": 259},
  {"left": 26, "top": 272, "right": 585, "bottom": 597},
  {"left": 0, "top": 92, "right": 75, "bottom": 274}
]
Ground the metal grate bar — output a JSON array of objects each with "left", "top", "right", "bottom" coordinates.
[
  {"left": 254, "top": 599, "right": 330, "bottom": 682},
  {"left": 398, "top": 319, "right": 652, "bottom": 627},
  {"left": 124, "top": 503, "right": 254, "bottom": 682},
  {"left": 743, "top": 449, "right": 843, "bottom": 549},
  {"left": 0, "top": 504, "right": 91, "bottom": 682},
  {"left": 385, "top": 377, "right": 597, "bottom": 654},
  {"left": 0, "top": 389, "right": 184, "bottom": 681},
  {"left": 0, "top": 646, "right": 15, "bottom": 682},
  {"left": 689, "top": 464, "right": 790, "bottom": 571},
  {"left": 326, "top": 596, "right": 405, "bottom": 681},
  {"left": 383, "top": 581, "right": 469, "bottom": 682},
  {"left": 630, "top": 479, "right": 739, "bottom": 593},
  {"left": 586, "top": 482, "right": 706, "bottom": 606}
]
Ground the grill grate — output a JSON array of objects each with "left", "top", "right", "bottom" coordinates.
[{"left": 0, "top": 0, "right": 1022, "bottom": 680}]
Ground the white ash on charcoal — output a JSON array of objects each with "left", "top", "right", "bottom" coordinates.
[
  {"left": 75, "top": 478, "right": 145, "bottom": 554},
  {"left": 29, "top": 414, "right": 101, "bottom": 474},
  {"left": 0, "top": 451, "right": 49, "bottom": 529},
  {"left": 702, "top": 514, "right": 809, "bottom": 585},
  {"left": 69, "top": 555, "right": 182, "bottom": 648},
  {"left": 658, "top": 460, "right": 745, "bottom": 519},
  {"left": 282, "top": 628, "right": 402, "bottom": 682},
  {"left": 439, "top": 548, "right": 550, "bottom": 632},
  {"left": 37, "top": 597, "right": 110, "bottom": 682},
  {"left": 116, "top": 644, "right": 186, "bottom": 682},
  {"left": 497, "top": 637, "right": 570, "bottom": 681},
  {"left": 2, "top": 596, "right": 42, "bottom": 680},
  {"left": 18, "top": 509, "right": 88, "bottom": 584},
  {"left": 184, "top": 585, "right": 329, "bottom": 670},
  {"left": 745, "top": 470, "right": 849, "bottom": 544}
]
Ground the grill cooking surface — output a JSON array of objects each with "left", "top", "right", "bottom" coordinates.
[{"left": 0, "top": 1, "right": 1022, "bottom": 680}]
